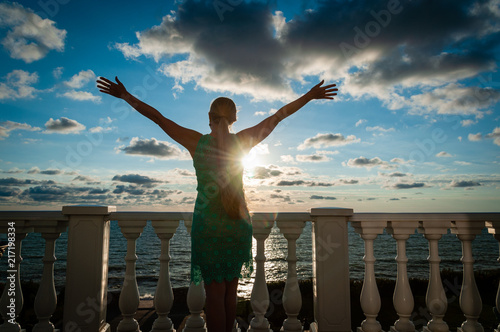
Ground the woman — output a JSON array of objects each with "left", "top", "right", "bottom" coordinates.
[{"left": 96, "top": 76, "right": 337, "bottom": 332}]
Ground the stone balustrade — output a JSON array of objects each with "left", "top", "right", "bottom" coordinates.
[{"left": 0, "top": 208, "right": 499, "bottom": 332}]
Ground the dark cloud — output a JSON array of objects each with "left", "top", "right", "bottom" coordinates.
[
  {"left": 119, "top": 137, "right": 189, "bottom": 160},
  {"left": 310, "top": 195, "right": 337, "bottom": 200},
  {"left": 450, "top": 180, "right": 481, "bottom": 187},
  {"left": 112, "top": 174, "right": 163, "bottom": 187},
  {"left": 275, "top": 180, "right": 306, "bottom": 186},
  {"left": 44, "top": 117, "right": 85, "bottom": 133},
  {"left": 0, "top": 177, "right": 56, "bottom": 186},
  {"left": 346, "top": 156, "right": 394, "bottom": 169},
  {"left": 115, "top": 0, "right": 500, "bottom": 113},
  {"left": 296, "top": 154, "right": 331, "bottom": 162},
  {"left": 253, "top": 166, "right": 283, "bottom": 179},
  {"left": 391, "top": 182, "right": 427, "bottom": 189}
]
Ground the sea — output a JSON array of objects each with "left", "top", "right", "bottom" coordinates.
[{"left": 1, "top": 220, "right": 499, "bottom": 300}]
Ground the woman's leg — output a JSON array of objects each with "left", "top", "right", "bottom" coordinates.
[
  {"left": 204, "top": 280, "right": 226, "bottom": 332},
  {"left": 224, "top": 277, "right": 239, "bottom": 332}
]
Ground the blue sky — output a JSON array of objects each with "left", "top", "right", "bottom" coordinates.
[{"left": 0, "top": 0, "right": 499, "bottom": 212}]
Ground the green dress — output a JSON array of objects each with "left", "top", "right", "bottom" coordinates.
[{"left": 191, "top": 134, "right": 253, "bottom": 285}]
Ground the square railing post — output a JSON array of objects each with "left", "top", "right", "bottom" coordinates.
[
  {"left": 310, "top": 207, "right": 353, "bottom": 332},
  {"left": 62, "top": 205, "right": 116, "bottom": 332}
]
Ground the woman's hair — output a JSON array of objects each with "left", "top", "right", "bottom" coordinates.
[{"left": 209, "top": 97, "right": 249, "bottom": 219}]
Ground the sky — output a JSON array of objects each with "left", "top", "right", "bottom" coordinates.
[{"left": 0, "top": 0, "right": 499, "bottom": 213}]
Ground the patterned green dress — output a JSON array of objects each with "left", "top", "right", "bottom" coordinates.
[{"left": 191, "top": 134, "right": 253, "bottom": 285}]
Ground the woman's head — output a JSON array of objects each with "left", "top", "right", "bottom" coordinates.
[{"left": 209, "top": 97, "right": 237, "bottom": 127}]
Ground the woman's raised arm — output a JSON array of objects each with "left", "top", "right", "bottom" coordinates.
[
  {"left": 97, "top": 76, "right": 202, "bottom": 157},
  {"left": 236, "top": 80, "right": 337, "bottom": 151}
]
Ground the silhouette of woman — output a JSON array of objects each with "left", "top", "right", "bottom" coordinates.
[{"left": 96, "top": 76, "right": 337, "bottom": 332}]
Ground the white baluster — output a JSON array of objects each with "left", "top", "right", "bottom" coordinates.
[
  {"left": 0, "top": 231, "right": 27, "bottom": 332},
  {"left": 33, "top": 231, "right": 62, "bottom": 332},
  {"left": 387, "top": 221, "right": 418, "bottom": 332},
  {"left": 151, "top": 220, "right": 179, "bottom": 332},
  {"left": 183, "top": 281, "right": 206, "bottom": 332},
  {"left": 277, "top": 220, "right": 306, "bottom": 332},
  {"left": 352, "top": 220, "right": 386, "bottom": 332},
  {"left": 117, "top": 220, "right": 147, "bottom": 332},
  {"left": 419, "top": 220, "right": 449, "bottom": 332},
  {"left": 182, "top": 219, "right": 207, "bottom": 332},
  {"left": 486, "top": 221, "right": 500, "bottom": 332},
  {"left": 451, "top": 220, "right": 484, "bottom": 332},
  {"left": 249, "top": 219, "right": 273, "bottom": 332}
]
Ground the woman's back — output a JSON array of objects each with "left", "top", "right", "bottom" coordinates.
[{"left": 190, "top": 134, "right": 253, "bottom": 285}]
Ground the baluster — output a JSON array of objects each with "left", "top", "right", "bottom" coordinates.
[
  {"left": 451, "top": 221, "right": 484, "bottom": 332},
  {"left": 151, "top": 220, "right": 179, "bottom": 332},
  {"left": 33, "top": 230, "right": 63, "bottom": 332},
  {"left": 352, "top": 220, "right": 386, "bottom": 332},
  {"left": 387, "top": 221, "right": 418, "bottom": 332},
  {"left": 418, "top": 221, "right": 449, "bottom": 332},
  {"left": 249, "top": 219, "right": 273, "bottom": 332},
  {"left": 0, "top": 230, "right": 27, "bottom": 332},
  {"left": 184, "top": 282, "right": 206, "bottom": 332},
  {"left": 486, "top": 221, "right": 500, "bottom": 332},
  {"left": 183, "top": 219, "right": 207, "bottom": 332},
  {"left": 117, "top": 220, "right": 147, "bottom": 332},
  {"left": 277, "top": 220, "right": 306, "bottom": 332}
]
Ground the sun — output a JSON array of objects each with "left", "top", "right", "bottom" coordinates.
[{"left": 241, "top": 151, "right": 261, "bottom": 171}]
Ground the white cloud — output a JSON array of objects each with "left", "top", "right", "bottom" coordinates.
[
  {"left": 64, "top": 70, "right": 96, "bottom": 89},
  {"left": 468, "top": 132, "right": 483, "bottom": 141},
  {"left": 298, "top": 133, "right": 360, "bottom": 150},
  {"left": 366, "top": 126, "right": 395, "bottom": 133},
  {"left": 44, "top": 117, "right": 86, "bottom": 134},
  {"left": 436, "top": 151, "right": 453, "bottom": 158},
  {"left": 355, "top": 119, "right": 367, "bottom": 127},
  {"left": 0, "top": 120, "right": 41, "bottom": 139},
  {"left": 486, "top": 127, "right": 500, "bottom": 146},
  {"left": 0, "top": 2, "right": 66, "bottom": 63},
  {"left": 0, "top": 70, "right": 39, "bottom": 100},
  {"left": 58, "top": 90, "right": 101, "bottom": 103}
]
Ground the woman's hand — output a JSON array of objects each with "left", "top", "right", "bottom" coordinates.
[
  {"left": 96, "top": 76, "right": 128, "bottom": 99},
  {"left": 307, "top": 80, "right": 338, "bottom": 100}
]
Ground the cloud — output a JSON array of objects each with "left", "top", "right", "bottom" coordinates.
[
  {"left": 436, "top": 151, "right": 453, "bottom": 158},
  {"left": 0, "top": 70, "right": 39, "bottom": 100},
  {"left": 57, "top": 90, "right": 101, "bottom": 102},
  {"left": 0, "top": 2, "right": 66, "bottom": 63},
  {"left": 390, "top": 182, "right": 427, "bottom": 189},
  {"left": 310, "top": 195, "right": 337, "bottom": 200},
  {"left": 345, "top": 156, "right": 394, "bottom": 169},
  {"left": 366, "top": 126, "right": 395, "bottom": 133},
  {"left": 116, "top": 1, "right": 293, "bottom": 101},
  {"left": 44, "top": 117, "right": 86, "bottom": 134},
  {"left": 298, "top": 133, "right": 360, "bottom": 150},
  {"left": 409, "top": 84, "right": 500, "bottom": 117},
  {"left": 355, "top": 119, "right": 367, "bottom": 127},
  {"left": 485, "top": 127, "right": 500, "bottom": 146},
  {"left": 27, "top": 167, "right": 63, "bottom": 175},
  {"left": 118, "top": 137, "right": 190, "bottom": 160},
  {"left": 450, "top": 180, "right": 481, "bottom": 188},
  {"left": 64, "top": 69, "right": 96, "bottom": 89},
  {"left": 468, "top": 132, "right": 482, "bottom": 141},
  {"left": 296, "top": 154, "right": 331, "bottom": 163},
  {"left": 112, "top": 174, "right": 163, "bottom": 187},
  {"left": 0, "top": 120, "right": 40, "bottom": 139},
  {"left": 112, "top": 0, "right": 500, "bottom": 113}
]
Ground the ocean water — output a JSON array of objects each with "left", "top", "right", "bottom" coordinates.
[{"left": 1, "top": 220, "right": 499, "bottom": 300}]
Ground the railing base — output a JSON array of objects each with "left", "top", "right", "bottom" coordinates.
[
  {"left": 390, "top": 327, "right": 416, "bottom": 332},
  {"left": 358, "top": 327, "right": 385, "bottom": 332}
]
